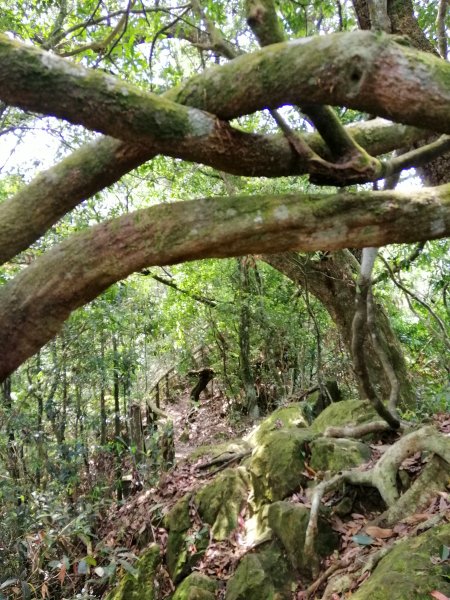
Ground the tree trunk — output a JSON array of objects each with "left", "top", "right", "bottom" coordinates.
[
  {"left": 264, "top": 251, "right": 415, "bottom": 407},
  {"left": 238, "top": 258, "right": 259, "bottom": 418},
  {"left": 112, "top": 335, "right": 123, "bottom": 501},
  {"left": 100, "top": 332, "right": 107, "bottom": 445},
  {"left": 2, "top": 377, "right": 20, "bottom": 480}
]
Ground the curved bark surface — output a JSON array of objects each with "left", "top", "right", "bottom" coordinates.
[
  {"left": 0, "top": 2, "right": 449, "bottom": 383},
  {"left": 1, "top": 31, "right": 449, "bottom": 135},
  {"left": 0, "top": 185, "right": 449, "bottom": 381},
  {"left": 264, "top": 252, "right": 415, "bottom": 407},
  {"left": 0, "top": 119, "right": 426, "bottom": 265}
]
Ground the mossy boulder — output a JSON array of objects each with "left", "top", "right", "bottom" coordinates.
[
  {"left": 172, "top": 572, "right": 218, "bottom": 600},
  {"left": 166, "top": 468, "right": 249, "bottom": 581},
  {"left": 249, "top": 427, "right": 314, "bottom": 504},
  {"left": 225, "top": 543, "right": 293, "bottom": 600},
  {"left": 351, "top": 523, "right": 450, "bottom": 599},
  {"left": 268, "top": 501, "right": 338, "bottom": 574},
  {"left": 309, "top": 437, "right": 371, "bottom": 472},
  {"left": 310, "top": 400, "right": 377, "bottom": 434},
  {"left": 195, "top": 467, "right": 249, "bottom": 540},
  {"left": 166, "top": 494, "right": 206, "bottom": 583},
  {"left": 105, "top": 544, "right": 160, "bottom": 600},
  {"left": 246, "top": 403, "right": 308, "bottom": 446}
]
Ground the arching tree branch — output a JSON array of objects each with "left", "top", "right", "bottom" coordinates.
[{"left": 0, "top": 184, "right": 449, "bottom": 381}]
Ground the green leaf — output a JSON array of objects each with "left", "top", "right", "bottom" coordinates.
[
  {"left": 441, "top": 545, "right": 450, "bottom": 561},
  {"left": 117, "top": 558, "right": 138, "bottom": 577}
]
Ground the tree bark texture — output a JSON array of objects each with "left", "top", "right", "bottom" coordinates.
[
  {"left": 2, "top": 32, "right": 449, "bottom": 135},
  {"left": 0, "top": 185, "right": 449, "bottom": 381},
  {"left": 264, "top": 252, "right": 415, "bottom": 407}
]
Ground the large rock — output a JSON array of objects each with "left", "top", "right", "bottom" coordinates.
[
  {"left": 166, "top": 468, "right": 249, "bottom": 581},
  {"left": 195, "top": 467, "right": 249, "bottom": 540},
  {"left": 172, "top": 572, "right": 218, "bottom": 600},
  {"left": 225, "top": 543, "right": 293, "bottom": 600},
  {"left": 310, "top": 399, "right": 377, "bottom": 434},
  {"left": 268, "top": 501, "right": 338, "bottom": 574},
  {"left": 309, "top": 437, "right": 371, "bottom": 472},
  {"left": 105, "top": 544, "right": 160, "bottom": 600},
  {"left": 245, "top": 403, "right": 308, "bottom": 446},
  {"left": 350, "top": 523, "right": 450, "bottom": 599},
  {"left": 166, "top": 494, "right": 206, "bottom": 583},
  {"left": 249, "top": 427, "right": 314, "bottom": 504}
]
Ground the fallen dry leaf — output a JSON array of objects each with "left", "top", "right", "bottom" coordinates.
[
  {"left": 365, "top": 526, "right": 394, "bottom": 539},
  {"left": 401, "top": 513, "right": 431, "bottom": 524},
  {"left": 430, "top": 591, "right": 450, "bottom": 600}
]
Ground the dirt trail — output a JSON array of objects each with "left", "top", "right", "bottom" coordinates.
[{"left": 160, "top": 382, "right": 244, "bottom": 459}]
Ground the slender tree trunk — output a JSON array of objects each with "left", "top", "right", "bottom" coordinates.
[
  {"left": 2, "top": 377, "right": 20, "bottom": 480},
  {"left": 237, "top": 258, "right": 259, "bottom": 418},
  {"left": 100, "top": 332, "right": 107, "bottom": 445},
  {"left": 112, "top": 335, "right": 123, "bottom": 501}
]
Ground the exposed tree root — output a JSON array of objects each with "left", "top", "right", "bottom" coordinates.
[
  {"left": 305, "top": 554, "right": 353, "bottom": 599},
  {"left": 321, "top": 541, "right": 397, "bottom": 599},
  {"left": 197, "top": 449, "right": 251, "bottom": 472},
  {"left": 304, "top": 426, "right": 450, "bottom": 574},
  {"left": 324, "top": 420, "right": 397, "bottom": 438},
  {"left": 372, "top": 454, "right": 450, "bottom": 526}
]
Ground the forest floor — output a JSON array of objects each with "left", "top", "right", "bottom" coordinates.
[
  {"left": 98, "top": 382, "right": 247, "bottom": 571},
  {"left": 97, "top": 388, "right": 450, "bottom": 599},
  {"left": 165, "top": 382, "right": 247, "bottom": 460}
]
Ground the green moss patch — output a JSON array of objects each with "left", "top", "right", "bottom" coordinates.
[
  {"left": 249, "top": 427, "right": 314, "bottom": 503},
  {"left": 309, "top": 437, "right": 371, "bottom": 472},
  {"left": 105, "top": 544, "right": 160, "bottom": 600},
  {"left": 268, "top": 501, "right": 338, "bottom": 574},
  {"left": 351, "top": 524, "right": 450, "bottom": 599},
  {"left": 245, "top": 403, "right": 308, "bottom": 446},
  {"left": 310, "top": 399, "right": 377, "bottom": 434},
  {"left": 196, "top": 467, "right": 249, "bottom": 540},
  {"left": 172, "top": 572, "right": 218, "bottom": 600}
]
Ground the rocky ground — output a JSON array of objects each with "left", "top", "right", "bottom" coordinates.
[{"left": 98, "top": 386, "right": 450, "bottom": 600}]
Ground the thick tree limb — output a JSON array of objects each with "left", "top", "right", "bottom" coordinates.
[
  {"left": 1, "top": 31, "right": 450, "bottom": 136},
  {"left": 0, "top": 29, "right": 441, "bottom": 263},
  {"left": 245, "top": 0, "right": 373, "bottom": 164},
  {"left": 0, "top": 119, "right": 427, "bottom": 265},
  {"left": 165, "top": 30, "right": 450, "bottom": 132},
  {"left": 0, "top": 184, "right": 449, "bottom": 381}
]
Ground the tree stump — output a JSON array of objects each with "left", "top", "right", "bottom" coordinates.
[{"left": 189, "top": 367, "right": 215, "bottom": 402}]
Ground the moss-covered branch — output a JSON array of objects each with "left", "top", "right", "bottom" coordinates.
[
  {"left": 1, "top": 31, "right": 449, "bottom": 137},
  {"left": 245, "top": 0, "right": 372, "bottom": 162},
  {"left": 0, "top": 119, "right": 426, "bottom": 265},
  {"left": 0, "top": 184, "right": 449, "bottom": 380},
  {"left": 166, "top": 30, "right": 450, "bottom": 133}
]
